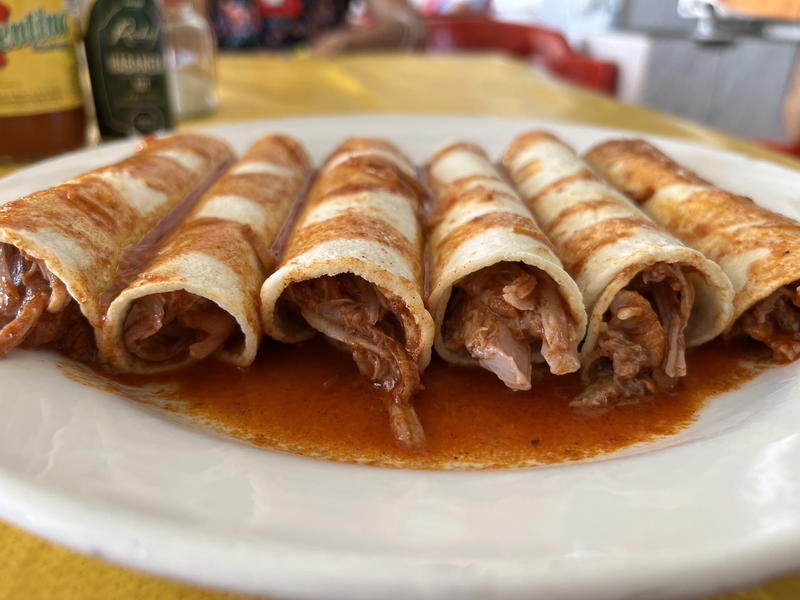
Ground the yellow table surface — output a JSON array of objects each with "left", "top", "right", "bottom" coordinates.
[{"left": 1, "top": 52, "right": 799, "bottom": 600}]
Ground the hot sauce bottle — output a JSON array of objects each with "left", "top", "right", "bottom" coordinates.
[
  {"left": 0, "top": 0, "right": 87, "bottom": 161},
  {"left": 84, "top": 0, "right": 174, "bottom": 139}
]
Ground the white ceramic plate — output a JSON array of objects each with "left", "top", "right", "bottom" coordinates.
[{"left": 1, "top": 115, "right": 799, "bottom": 600}]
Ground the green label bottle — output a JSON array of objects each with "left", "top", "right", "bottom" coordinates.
[{"left": 84, "top": 0, "right": 174, "bottom": 138}]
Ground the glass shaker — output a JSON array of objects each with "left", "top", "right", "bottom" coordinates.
[{"left": 163, "top": 0, "right": 218, "bottom": 119}]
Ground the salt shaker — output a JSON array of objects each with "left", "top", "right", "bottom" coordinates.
[{"left": 163, "top": 0, "right": 218, "bottom": 119}]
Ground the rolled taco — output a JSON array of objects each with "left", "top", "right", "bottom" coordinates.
[
  {"left": 100, "top": 134, "right": 310, "bottom": 373},
  {"left": 502, "top": 132, "right": 733, "bottom": 410},
  {"left": 586, "top": 138, "right": 800, "bottom": 361},
  {"left": 425, "top": 141, "right": 586, "bottom": 391},
  {"left": 260, "top": 138, "right": 434, "bottom": 450},
  {"left": 0, "top": 133, "right": 235, "bottom": 359}
]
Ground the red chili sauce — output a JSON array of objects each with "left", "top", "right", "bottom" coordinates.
[{"left": 66, "top": 336, "right": 773, "bottom": 470}]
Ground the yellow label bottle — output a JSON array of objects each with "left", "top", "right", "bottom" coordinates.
[{"left": 0, "top": 0, "right": 86, "bottom": 161}]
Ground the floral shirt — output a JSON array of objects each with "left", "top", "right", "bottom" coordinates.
[{"left": 215, "top": 0, "right": 350, "bottom": 49}]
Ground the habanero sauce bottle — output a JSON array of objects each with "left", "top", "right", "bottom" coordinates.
[
  {"left": 0, "top": 0, "right": 87, "bottom": 161},
  {"left": 84, "top": 0, "right": 173, "bottom": 139}
]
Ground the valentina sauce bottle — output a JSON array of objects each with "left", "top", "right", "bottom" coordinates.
[{"left": 0, "top": 0, "right": 86, "bottom": 161}]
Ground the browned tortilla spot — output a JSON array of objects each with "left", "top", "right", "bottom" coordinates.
[
  {"left": 433, "top": 182, "right": 517, "bottom": 219},
  {"left": 438, "top": 174, "right": 503, "bottom": 197},
  {"left": 717, "top": 225, "right": 800, "bottom": 260},
  {"left": 586, "top": 139, "right": 709, "bottom": 203},
  {"left": 692, "top": 222, "right": 711, "bottom": 239},
  {"left": 140, "top": 134, "right": 229, "bottom": 165},
  {"left": 325, "top": 138, "right": 411, "bottom": 163},
  {"left": 312, "top": 182, "right": 410, "bottom": 205},
  {"left": 59, "top": 179, "right": 131, "bottom": 233},
  {"left": 428, "top": 174, "right": 511, "bottom": 213},
  {"left": 311, "top": 157, "right": 424, "bottom": 212},
  {"left": 545, "top": 197, "right": 624, "bottom": 236},
  {"left": 502, "top": 131, "right": 560, "bottom": 164},
  {"left": 426, "top": 141, "right": 488, "bottom": 170},
  {"left": 560, "top": 217, "right": 658, "bottom": 276},
  {"left": 747, "top": 246, "right": 800, "bottom": 281},
  {"left": 147, "top": 218, "right": 262, "bottom": 282},
  {"left": 435, "top": 211, "right": 552, "bottom": 270},
  {"left": 527, "top": 168, "right": 598, "bottom": 205},
  {"left": 284, "top": 211, "right": 422, "bottom": 276},
  {"left": 252, "top": 134, "right": 310, "bottom": 170},
  {"left": 109, "top": 154, "right": 194, "bottom": 197},
  {"left": 207, "top": 172, "right": 296, "bottom": 209},
  {"left": 511, "top": 159, "right": 542, "bottom": 186}
]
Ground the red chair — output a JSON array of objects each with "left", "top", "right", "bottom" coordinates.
[
  {"left": 424, "top": 15, "right": 618, "bottom": 95},
  {"left": 759, "top": 139, "right": 800, "bottom": 159}
]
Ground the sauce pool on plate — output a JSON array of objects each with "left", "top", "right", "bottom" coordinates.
[{"left": 64, "top": 337, "right": 773, "bottom": 469}]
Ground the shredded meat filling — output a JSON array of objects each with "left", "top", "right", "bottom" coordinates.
[
  {"left": 283, "top": 275, "right": 425, "bottom": 451},
  {"left": 123, "top": 291, "right": 238, "bottom": 363},
  {"left": 733, "top": 284, "right": 800, "bottom": 361},
  {"left": 574, "top": 262, "right": 694, "bottom": 412},
  {"left": 442, "top": 263, "right": 580, "bottom": 390},
  {"left": 0, "top": 244, "right": 85, "bottom": 358}
]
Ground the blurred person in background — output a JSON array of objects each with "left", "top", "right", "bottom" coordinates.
[
  {"left": 784, "top": 52, "right": 800, "bottom": 146},
  {"left": 419, "top": 0, "right": 489, "bottom": 15},
  {"left": 214, "top": 0, "right": 424, "bottom": 54}
]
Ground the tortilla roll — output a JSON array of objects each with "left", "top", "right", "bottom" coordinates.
[
  {"left": 586, "top": 138, "right": 800, "bottom": 361},
  {"left": 502, "top": 132, "right": 733, "bottom": 410},
  {"left": 0, "top": 133, "right": 235, "bottom": 359},
  {"left": 100, "top": 135, "right": 310, "bottom": 373},
  {"left": 260, "top": 138, "right": 434, "bottom": 450},
  {"left": 425, "top": 142, "right": 586, "bottom": 391}
]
